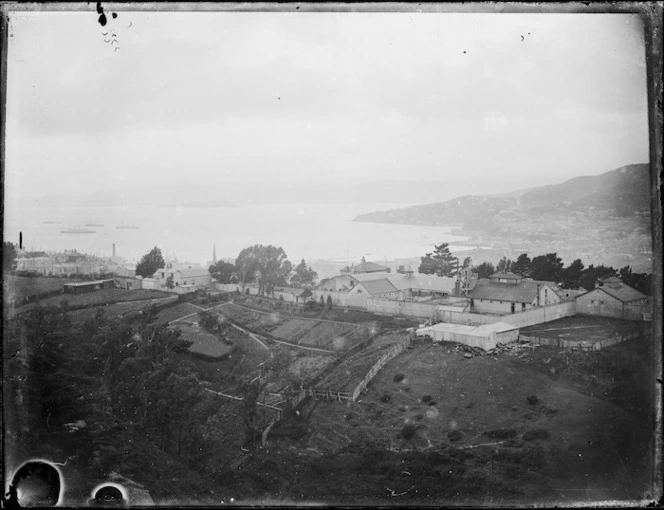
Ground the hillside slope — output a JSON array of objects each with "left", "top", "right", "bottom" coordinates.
[{"left": 354, "top": 164, "right": 651, "bottom": 227}]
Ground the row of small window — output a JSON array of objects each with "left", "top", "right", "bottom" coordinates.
[{"left": 590, "top": 300, "right": 605, "bottom": 305}]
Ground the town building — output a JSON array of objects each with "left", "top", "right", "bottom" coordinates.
[
  {"left": 340, "top": 257, "right": 391, "bottom": 275},
  {"left": 575, "top": 276, "right": 650, "bottom": 320},
  {"left": 469, "top": 272, "right": 563, "bottom": 314},
  {"left": 64, "top": 279, "right": 115, "bottom": 294},
  {"left": 152, "top": 265, "right": 211, "bottom": 292}
]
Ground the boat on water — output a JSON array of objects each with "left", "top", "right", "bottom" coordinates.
[
  {"left": 85, "top": 223, "right": 105, "bottom": 227},
  {"left": 115, "top": 225, "right": 139, "bottom": 229},
  {"left": 61, "top": 226, "right": 96, "bottom": 234}
]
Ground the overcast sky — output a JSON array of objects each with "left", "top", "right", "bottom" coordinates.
[{"left": 4, "top": 8, "right": 650, "bottom": 201}]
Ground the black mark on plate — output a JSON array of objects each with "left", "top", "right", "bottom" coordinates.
[{"left": 4, "top": 461, "right": 62, "bottom": 507}]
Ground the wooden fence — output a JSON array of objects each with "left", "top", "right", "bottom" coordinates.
[
  {"left": 519, "top": 329, "right": 642, "bottom": 351},
  {"left": 351, "top": 337, "right": 411, "bottom": 400}
]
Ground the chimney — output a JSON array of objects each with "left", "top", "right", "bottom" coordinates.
[{"left": 112, "top": 243, "right": 116, "bottom": 258}]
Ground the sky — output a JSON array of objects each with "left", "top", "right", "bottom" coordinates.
[{"left": 3, "top": 7, "right": 651, "bottom": 203}]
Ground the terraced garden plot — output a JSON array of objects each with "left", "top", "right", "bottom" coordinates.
[
  {"left": 174, "top": 323, "right": 234, "bottom": 359},
  {"left": 154, "top": 302, "right": 203, "bottom": 324},
  {"left": 316, "top": 342, "right": 396, "bottom": 392},
  {"left": 217, "top": 303, "right": 371, "bottom": 352}
]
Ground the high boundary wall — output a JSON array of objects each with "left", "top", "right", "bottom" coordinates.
[
  {"left": 366, "top": 297, "right": 438, "bottom": 319},
  {"left": 437, "top": 300, "right": 578, "bottom": 328}
]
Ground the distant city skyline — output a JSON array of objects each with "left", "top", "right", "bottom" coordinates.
[{"left": 4, "top": 8, "right": 650, "bottom": 205}]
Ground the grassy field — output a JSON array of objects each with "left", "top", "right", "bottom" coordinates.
[{"left": 292, "top": 336, "right": 654, "bottom": 504}]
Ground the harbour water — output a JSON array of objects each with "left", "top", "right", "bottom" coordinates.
[{"left": 4, "top": 203, "right": 469, "bottom": 272}]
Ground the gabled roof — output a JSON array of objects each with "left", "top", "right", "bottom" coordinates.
[
  {"left": 342, "top": 260, "right": 390, "bottom": 273},
  {"left": 489, "top": 272, "right": 522, "bottom": 280},
  {"left": 581, "top": 284, "right": 647, "bottom": 303},
  {"left": 350, "top": 272, "right": 393, "bottom": 283},
  {"left": 358, "top": 278, "right": 398, "bottom": 296},
  {"left": 470, "top": 279, "right": 555, "bottom": 304},
  {"left": 180, "top": 267, "right": 210, "bottom": 278}
]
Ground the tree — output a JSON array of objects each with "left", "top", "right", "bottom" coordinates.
[
  {"left": 579, "top": 264, "right": 617, "bottom": 291},
  {"left": 290, "top": 259, "right": 318, "bottom": 287},
  {"left": 618, "top": 265, "right": 652, "bottom": 295},
  {"left": 209, "top": 260, "right": 236, "bottom": 284},
  {"left": 135, "top": 246, "right": 165, "bottom": 278},
  {"left": 530, "top": 253, "right": 564, "bottom": 282},
  {"left": 418, "top": 243, "right": 457, "bottom": 277},
  {"left": 462, "top": 257, "right": 472, "bottom": 269},
  {"left": 560, "top": 259, "right": 585, "bottom": 289},
  {"left": 235, "top": 246, "right": 260, "bottom": 291},
  {"left": 3, "top": 241, "right": 17, "bottom": 274},
  {"left": 165, "top": 274, "right": 175, "bottom": 289},
  {"left": 326, "top": 295, "right": 333, "bottom": 309},
  {"left": 496, "top": 257, "right": 512, "bottom": 273},
  {"left": 474, "top": 262, "right": 495, "bottom": 279},
  {"left": 511, "top": 253, "right": 532, "bottom": 277}
]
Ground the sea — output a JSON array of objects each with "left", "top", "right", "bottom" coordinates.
[{"left": 4, "top": 203, "right": 470, "bottom": 278}]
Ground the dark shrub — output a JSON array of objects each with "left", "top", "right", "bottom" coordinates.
[
  {"left": 401, "top": 424, "right": 416, "bottom": 440},
  {"left": 304, "top": 299, "right": 322, "bottom": 312},
  {"left": 404, "top": 386, "right": 411, "bottom": 392},
  {"left": 484, "top": 429, "right": 517, "bottom": 440},
  {"left": 415, "top": 413, "right": 424, "bottom": 421},
  {"left": 428, "top": 400, "right": 437, "bottom": 406},
  {"left": 421, "top": 395, "right": 432, "bottom": 403},
  {"left": 522, "top": 429, "right": 550, "bottom": 442},
  {"left": 526, "top": 395, "right": 539, "bottom": 405},
  {"left": 393, "top": 373, "right": 405, "bottom": 383},
  {"left": 448, "top": 430, "right": 463, "bottom": 442},
  {"left": 380, "top": 393, "right": 392, "bottom": 403}
]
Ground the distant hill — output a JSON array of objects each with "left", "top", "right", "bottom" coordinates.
[{"left": 354, "top": 164, "right": 651, "bottom": 227}]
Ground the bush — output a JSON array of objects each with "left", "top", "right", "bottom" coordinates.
[
  {"left": 303, "top": 299, "right": 322, "bottom": 312},
  {"left": 526, "top": 395, "right": 539, "bottom": 406},
  {"left": 421, "top": 395, "right": 432, "bottom": 403},
  {"left": 428, "top": 400, "right": 437, "bottom": 406},
  {"left": 414, "top": 413, "right": 424, "bottom": 421},
  {"left": 380, "top": 393, "right": 392, "bottom": 403},
  {"left": 401, "top": 424, "right": 416, "bottom": 440},
  {"left": 447, "top": 430, "right": 463, "bottom": 442},
  {"left": 393, "top": 373, "right": 405, "bottom": 383},
  {"left": 522, "top": 429, "right": 550, "bottom": 442}
]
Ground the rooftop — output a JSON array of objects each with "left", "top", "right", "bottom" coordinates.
[
  {"left": 489, "top": 272, "right": 522, "bottom": 280},
  {"left": 358, "top": 278, "right": 398, "bottom": 296},
  {"left": 588, "top": 284, "right": 647, "bottom": 303},
  {"left": 470, "top": 279, "right": 552, "bottom": 304}
]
